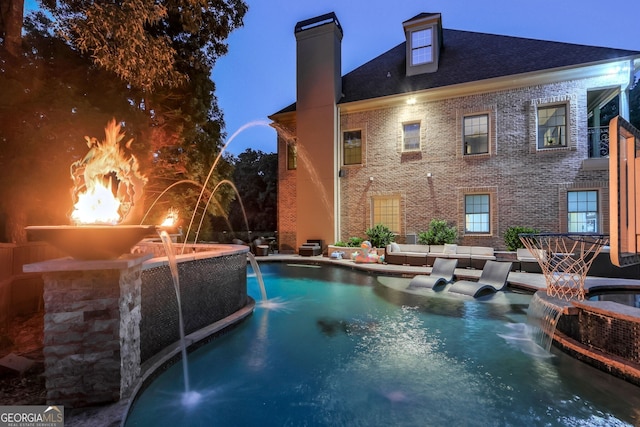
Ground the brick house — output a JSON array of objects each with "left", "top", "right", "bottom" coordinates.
[{"left": 269, "top": 12, "right": 640, "bottom": 253}]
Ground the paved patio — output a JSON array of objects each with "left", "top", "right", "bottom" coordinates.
[{"left": 255, "top": 253, "right": 640, "bottom": 295}]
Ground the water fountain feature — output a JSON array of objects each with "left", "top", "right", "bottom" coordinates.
[
  {"left": 247, "top": 252, "right": 267, "bottom": 302},
  {"left": 526, "top": 292, "right": 564, "bottom": 351},
  {"left": 157, "top": 230, "right": 201, "bottom": 407},
  {"left": 22, "top": 119, "right": 255, "bottom": 409},
  {"left": 181, "top": 120, "right": 270, "bottom": 253}
]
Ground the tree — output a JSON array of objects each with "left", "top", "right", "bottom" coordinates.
[
  {"left": 0, "top": 0, "right": 24, "bottom": 57},
  {"left": 226, "top": 149, "right": 277, "bottom": 234},
  {"left": 0, "top": 1, "right": 248, "bottom": 242},
  {"left": 0, "top": 14, "right": 148, "bottom": 242}
]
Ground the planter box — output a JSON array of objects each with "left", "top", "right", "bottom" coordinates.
[{"left": 328, "top": 245, "right": 385, "bottom": 260}]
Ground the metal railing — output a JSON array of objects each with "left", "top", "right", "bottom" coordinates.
[{"left": 588, "top": 126, "right": 609, "bottom": 158}]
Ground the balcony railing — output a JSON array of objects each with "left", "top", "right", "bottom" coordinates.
[{"left": 588, "top": 126, "right": 609, "bottom": 158}]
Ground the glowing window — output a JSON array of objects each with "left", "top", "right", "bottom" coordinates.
[
  {"left": 403, "top": 123, "right": 421, "bottom": 151},
  {"left": 343, "top": 130, "right": 362, "bottom": 165},
  {"left": 372, "top": 196, "right": 401, "bottom": 234}
]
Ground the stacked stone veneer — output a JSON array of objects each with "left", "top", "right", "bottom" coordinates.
[
  {"left": 25, "top": 245, "right": 250, "bottom": 408},
  {"left": 35, "top": 255, "right": 147, "bottom": 407}
]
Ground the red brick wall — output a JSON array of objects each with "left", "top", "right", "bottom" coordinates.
[
  {"left": 276, "top": 128, "right": 298, "bottom": 253},
  {"left": 336, "top": 75, "right": 619, "bottom": 250}
]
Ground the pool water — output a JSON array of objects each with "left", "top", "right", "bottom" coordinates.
[{"left": 125, "top": 263, "right": 640, "bottom": 426}]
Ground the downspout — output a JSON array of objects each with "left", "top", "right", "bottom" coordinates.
[
  {"left": 334, "top": 104, "right": 342, "bottom": 244},
  {"left": 620, "top": 59, "right": 636, "bottom": 119}
]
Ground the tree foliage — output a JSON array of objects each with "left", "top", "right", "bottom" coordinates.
[
  {"left": 224, "top": 149, "right": 277, "bottom": 234},
  {"left": 418, "top": 219, "right": 457, "bottom": 245},
  {"left": 46, "top": 0, "right": 248, "bottom": 92},
  {"left": 0, "top": 1, "right": 248, "bottom": 242}
]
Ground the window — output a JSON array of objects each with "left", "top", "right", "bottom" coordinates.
[
  {"left": 463, "top": 114, "right": 489, "bottom": 155},
  {"left": 287, "top": 144, "right": 297, "bottom": 170},
  {"left": 410, "top": 28, "right": 433, "bottom": 66},
  {"left": 403, "top": 123, "right": 421, "bottom": 151},
  {"left": 538, "top": 105, "right": 567, "bottom": 148},
  {"left": 372, "top": 196, "right": 401, "bottom": 234},
  {"left": 343, "top": 130, "right": 362, "bottom": 165},
  {"left": 465, "top": 194, "right": 490, "bottom": 233},
  {"left": 568, "top": 190, "right": 598, "bottom": 232}
]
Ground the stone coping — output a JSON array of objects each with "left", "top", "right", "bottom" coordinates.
[
  {"left": 22, "top": 253, "right": 153, "bottom": 273},
  {"left": 572, "top": 300, "right": 640, "bottom": 323},
  {"left": 142, "top": 244, "right": 249, "bottom": 269},
  {"left": 22, "top": 245, "right": 250, "bottom": 273}
]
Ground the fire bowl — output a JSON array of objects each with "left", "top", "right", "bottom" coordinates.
[{"left": 25, "top": 225, "right": 158, "bottom": 260}]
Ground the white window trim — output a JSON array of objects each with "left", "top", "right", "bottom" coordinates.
[
  {"left": 400, "top": 120, "right": 423, "bottom": 152},
  {"left": 567, "top": 189, "right": 600, "bottom": 233},
  {"left": 537, "top": 103, "right": 568, "bottom": 149},
  {"left": 409, "top": 27, "right": 434, "bottom": 66},
  {"left": 458, "top": 187, "right": 497, "bottom": 237},
  {"left": 456, "top": 105, "right": 497, "bottom": 158},
  {"left": 342, "top": 128, "right": 364, "bottom": 166},
  {"left": 529, "top": 95, "right": 576, "bottom": 153}
]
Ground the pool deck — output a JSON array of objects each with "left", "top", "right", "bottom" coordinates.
[{"left": 254, "top": 253, "right": 640, "bottom": 294}]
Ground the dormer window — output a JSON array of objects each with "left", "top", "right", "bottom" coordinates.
[
  {"left": 410, "top": 28, "right": 433, "bottom": 66},
  {"left": 403, "top": 13, "right": 442, "bottom": 76}
]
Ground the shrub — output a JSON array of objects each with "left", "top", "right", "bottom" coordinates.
[
  {"left": 346, "top": 236, "right": 364, "bottom": 247},
  {"left": 418, "top": 219, "right": 457, "bottom": 245},
  {"left": 365, "top": 224, "right": 395, "bottom": 248},
  {"left": 504, "top": 226, "right": 539, "bottom": 251},
  {"left": 333, "top": 237, "right": 364, "bottom": 247}
]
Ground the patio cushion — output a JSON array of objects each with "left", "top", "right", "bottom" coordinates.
[{"left": 444, "top": 244, "right": 457, "bottom": 254}]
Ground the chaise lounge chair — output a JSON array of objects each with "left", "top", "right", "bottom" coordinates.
[
  {"left": 407, "top": 258, "right": 458, "bottom": 291},
  {"left": 447, "top": 260, "right": 512, "bottom": 298}
]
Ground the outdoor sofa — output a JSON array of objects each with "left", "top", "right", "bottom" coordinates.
[{"left": 386, "top": 243, "right": 495, "bottom": 269}]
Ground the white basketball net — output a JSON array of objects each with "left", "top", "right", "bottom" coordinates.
[{"left": 519, "top": 234, "right": 609, "bottom": 301}]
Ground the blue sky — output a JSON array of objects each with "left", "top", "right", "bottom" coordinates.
[
  {"left": 215, "top": 0, "right": 640, "bottom": 155},
  {"left": 25, "top": 0, "right": 640, "bottom": 155}
]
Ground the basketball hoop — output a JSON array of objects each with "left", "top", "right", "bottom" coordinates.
[{"left": 518, "top": 233, "right": 609, "bottom": 301}]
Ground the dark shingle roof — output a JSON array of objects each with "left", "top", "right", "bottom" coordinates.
[{"left": 273, "top": 28, "right": 639, "bottom": 115}]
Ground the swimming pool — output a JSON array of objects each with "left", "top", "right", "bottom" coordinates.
[{"left": 125, "top": 263, "right": 640, "bottom": 426}]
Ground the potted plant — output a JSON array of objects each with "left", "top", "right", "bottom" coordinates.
[
  {"left": 503, "top": 226, "right": 539, "bottom": 251},
  {"left": 365, "top": 224, "right": 395, "bottom": 252},
  {"left": 328, "top": 236, "right": 364, "bottom": 259},
  {"left": 418, "top": 219, "right": 457, "bottom": 245}
]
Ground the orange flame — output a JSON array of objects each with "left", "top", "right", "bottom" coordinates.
[
  {"left": 160, "top": 208, "right": 179, "bottom": 227},
  {"left": 70, "top": 119, "right": 147, "bottom": 225}
]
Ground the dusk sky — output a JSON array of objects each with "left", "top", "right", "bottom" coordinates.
[
  {"left": 214, "top": 0, "right": 640, "bottom": 155},
  {"left": 26, "top": 0, "right": 640, "bottom": 155}
]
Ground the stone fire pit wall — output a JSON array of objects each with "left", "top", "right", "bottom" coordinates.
[
  {"left": 139, "top": 249, "right": 249, "bottom": 363},
  {"left": 24, "top": 244, "right": 250, "bottom": 408},
  {"left": 24, "top": 254, "right": 150, "bottom": 407}
]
